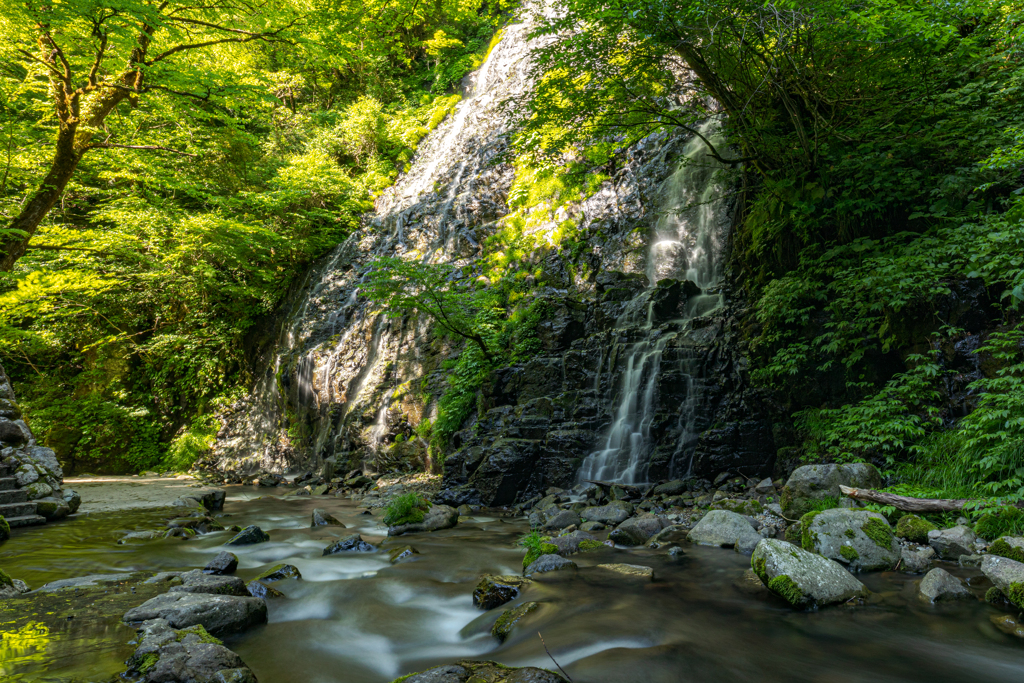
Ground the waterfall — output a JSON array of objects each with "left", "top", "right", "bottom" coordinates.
[{"left": 578, "top": 121, "right": 728, "bottom": 484}]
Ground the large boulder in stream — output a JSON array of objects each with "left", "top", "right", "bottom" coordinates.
[
  {"left": 918, "top": 568, "right": 972, "bottom": 602},
  {"left": 927, "top": 525, "right": 978, "bottom": 560},
  {"left": 609, "top": 515, "right": 667, "bottom": 546},
  {"left": 781, "top": 463, "right": 882, "bottom": 517},
  {"left": 388, "top": 505, "right": 459, "bottom": 536},
  {"left": 981, "top": 554, "right": 1024, "bottom": 607},
  {"left": 581, "top": 501, "right": 633, "bottom": 526},
  {"left": 751, "top": 539, "right": 868, "bottom": 608},
  {"left": 473, "top": 575, "right": 531, "bottom": 610},
  {"left": 168, "top": 570, "right": 248, "bottom": 597},
  {"left": 123, "top": 592, "right": 268, "bottom": 635},
  {"left": 392, "top": 660, "right": 566, "bottom": 683},
  {"left": 800, "top": 508, "right": 900, "bottom": 572},
  {"left": 125, "top": 618, "right": 256, "bottom": 683},
  {"left": 224, "top": 525, "right": 269, "bottom": 546},
  {"left": 687, "top": 510, "right": 761, "bottom": 553}
]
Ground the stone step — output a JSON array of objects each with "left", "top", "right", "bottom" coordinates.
[
  {"left": 0, "top": 501, "right": 36, "bottom": 519},
  {"left": 0, "top": 488, "right": 27, "bottom": 505},
  {"left": 5, "top": 514, "right": 46, "bottom": 528},
  {"left": 0, "top": 476, "right": 17, "bottom": 492}
]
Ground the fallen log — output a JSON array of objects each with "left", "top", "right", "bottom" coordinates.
[{"left": 838, "top": 485, "right": 967, "bottom": 512}]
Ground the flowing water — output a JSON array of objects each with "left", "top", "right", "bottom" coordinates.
[
  {"left": 579, "top": 122, "right": 729, "bottom": 485},
  {"left": 2, "top": 493, "right": 1022, "bottom": 683}
]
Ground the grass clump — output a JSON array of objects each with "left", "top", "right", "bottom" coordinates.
[
  {"left": 989, "top": 538, "right": 1024, "bottom": 563},
  {"left": 895, "top": 514, "right": 937, "bottom": 544},
  {"left": 518, "top": 531, "right": 558, "bottom": 569},
  {"left": 383, "top": 493, "right": 431, "bottom": 527}
]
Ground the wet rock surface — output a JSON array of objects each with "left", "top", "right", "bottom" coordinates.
[
  {"left": 688, "top": 509, "right": 762, "bottom": 553},
  {"left": 123, "top": 592, "right": 268, "bottom": 636},
  {"left": 473, "top": 575, "right": 531, "bottom": 610},
  {"left": 751, "top": 538, "right": 867, "bottom": 608},
  {"left": 918, "top": 568, "right": 973, "bottom": 602},
  {"left": 124, "top": 618, "right": 256, "bottom": 683},
  {"left": 801, "top": 509, "right": 899, "bottom": 572},
  {"left": 393, "top": 659, "right": 565, "bottom": 683}
]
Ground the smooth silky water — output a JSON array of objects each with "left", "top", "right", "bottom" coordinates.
[{"left": 2, "top": 491, "right": 1023, "bottom": 682}]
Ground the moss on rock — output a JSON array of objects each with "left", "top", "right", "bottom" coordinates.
[
  {"left": 0, "top": 568, "right": 12, "bottom": 588},
  {"left": 862, "top": 517, "right": 896, "bottom": 551},
  {"left": 989, "top": 537, "right": 1024, "bottom": 563},
  {"left": 491, "top": 601, "right": 539, "bottom": 642},
  {"left": 840, "top": 545, "right": 860, "bottom": 562},
  {"left": 1007, "top": 582, "right": 1024, "bottom": 610},
  {"left": 799, "top": 511, "right": 822, "bottom": 550},
  {"left": 784, "top": 522, "right": 802, "bottom": 545},
  {"left": 578, "top": 539, "right": 604, "bottom": 552},
  {"left": 986, "top": 586, "right": 1006, "bottom": 605},
  {"left": 175, "top": 624, "right": 222, "bottom": 645},
  {"left": 0, "top": 515, "right": 9, "bottom": 543},
  {"left": 767, "top": 574, "right": 805, "bottom": 606},
  {"left": 895, "top": 514, "right": 937, "bottom": 544}
]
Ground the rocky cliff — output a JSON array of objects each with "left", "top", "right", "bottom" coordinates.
[{"left": 204, "top": 10, "right": 781, "bottom": 504}]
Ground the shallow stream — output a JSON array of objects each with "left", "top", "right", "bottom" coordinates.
[{"left": 2, "top": 491, "right": 1022, "bottom": 682}]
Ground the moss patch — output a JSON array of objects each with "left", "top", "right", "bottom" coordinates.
[
  {"left": 799, "top": 511, "right": 822, "bottom": 550},
  {"left": 986, "top": 586, "right": 1005, "bottom": 605},
  {"left": 523, "top": 543, "right": 558, "bottom": 569},
  {"left": 989, "top": 537, "right": 1024, "bottom": 563},
  {"left": 861, "top": 517, "right": 895, "bottom": 551},
  {"left": 383, "top": 493, "right": 431, "bottom": 526},
  {"left": 1007, "top": 583, "right": 1024, "bottom": 610},
  {"left": 840, "top": 545, "right": 860, "bottom": 562},
  {"left": 752, "top": 556, "right": 768, "bottom": 583},
  {"left": 0, "top": 515, "right": 10, "bottom": 542},
  {"left": 784, "top": 522, "right": 802, "bottom": 545},
  {"left": 578, "top": 539, "right": 604, "bottom": 552},
  {"left": 491, "top": 601, "right": 539, "bottom": 642},
  {"left": 135, "top": 652, "right": 160, "bottom": 674},
  {"left": 175, "top": 624, "right": 222, "bottom": 645},
  {"left": 895, "top": 514, "right": 936, "bottom": 544},
  {"left": 767, "top": 574, "right": 805, "bottom": 606}
]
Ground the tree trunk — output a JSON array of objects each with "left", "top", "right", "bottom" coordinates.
[{"left": 0, "top": 126, "right": 82, "bottom": 271}]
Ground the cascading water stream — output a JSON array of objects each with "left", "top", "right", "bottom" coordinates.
[{"left": 578, "top": 121, "right": 727, "bottom": 484}]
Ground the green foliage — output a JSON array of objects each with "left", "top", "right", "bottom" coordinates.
[
  {"left": 805, "top": 497, "right": 839, "bottom": 513},
  {"left": 517, "top": 531, "right": 558, "bottom": 569},
  {"left": 974, "top": 509, "right": 1024, "bottom": 541},
  {"left": 1008, "top": 583, "right": 1024, "bottom": 610},
  {"left": 383, "top": 492, "right": 431, "bottom": 526},
  {"left": 0, "top": 0, "right": 500, "bottom": 472},
  {"left": 165, "top": 415, "right": 221, "bottom": 473}
]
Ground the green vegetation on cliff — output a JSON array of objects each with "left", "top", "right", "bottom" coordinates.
[{"left": 0, "top": 0, "right": 503, "bottom": 472}]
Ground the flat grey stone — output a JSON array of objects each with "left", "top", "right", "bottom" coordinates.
[
  {"left": 928, "top": 525, "right": 978, "bottom": 560},
  {"left": 688, "top": 509, "right": 762, "bottom": 553},
  {"left": 169, "top": 570, "right": 248, "bottom": 596},
  {"left": 981, "top": 554, "right": 1024, "bottom": 593},
  {"left": 123, "top": 592, "right": 268, "bottom": 635},
  {"left": 524, "top": 554, "right": 577, "bottom": 576}
]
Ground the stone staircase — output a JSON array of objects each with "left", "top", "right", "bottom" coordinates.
[{"left": 0, "top": 462, "right": 45, "bottom": 528}]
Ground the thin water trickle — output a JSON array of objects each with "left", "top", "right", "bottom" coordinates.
[{"left": 579, "top": 121, "right": 728, "bottom": 485}]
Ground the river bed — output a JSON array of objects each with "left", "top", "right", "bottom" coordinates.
[{"left": 1, "top": 489, "right": 1022, "bottom": 682}]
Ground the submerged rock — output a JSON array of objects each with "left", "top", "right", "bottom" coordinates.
[
  {"left": 800, "top": 508, "right": 899, "bottom": 572},
  {"left": 751, "top": 538, "right": 867, "bottom": 608},
  {"left": 491, "top": 603, "right": 540, "bottom": 643},
  {"left": 311, "top": 508, "right": 345, "bottom": 527},
  {"left": 387, "top": 545, "right": 419, "bottom": 564},
  {"left": 224, "top": 525, "right": 270, "bottom": 546},
  {"left": 323, "top": 534, "right": 376, "bottom": 555},
  {"left": 524, "top": 554, "right": 577, "bottom": 577},
  {"left": 388, "top": 505, "right": 459, "bottom": 536},
  {"left": 991, "top": 613, "right": 1024, "bottom": 639},
  {"left": 918, "top": 568, "right": 973, "bottom": 602},
  {"left": 118, "top": 530, "right": 162, "bottom": 545},
  {"left": 687, "top": 509, "right": 761, "bottom": 553},
  {"left": 123, "top": 592, "right": 268, "bottom": 635},
  {"left": 781, "top": 463, "right": 882, "bottom": 517},
  {"left": 204, "top": 551, "right": 239, "bottom": 575},
  {"left": 596, "top": 563, "right": 654, "bottom": 581},
  {"left": 473, "top": 575, "right": 531, "bottom": 610},
  {"left": 927, "top": 525, "right": 978, "bottom": 560}
]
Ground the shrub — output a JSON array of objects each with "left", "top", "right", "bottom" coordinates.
[{"left": 383, "top": 493, "right": 431, "bottom": 526}]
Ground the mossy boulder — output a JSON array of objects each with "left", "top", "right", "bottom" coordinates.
[
  {"left": 0, "top": 515, "right": 9, "bottom": 543},
  {"left": 989, "top": 536, "right": 1024, "bottom": 563},
  {"left": 751, "top": 538, "right": 868, "bottom": 608},
  {"left": 472, "top": 575, "right": 531, "bottom": 610},
  {"left": 387, "top": 504, "right": 458, "bottom": 536},
  {"left": 801, "top": 508, "right": 899, "bottom": 572},
  {"left": 981, "top": 554, "right": 1024, "bottom": 609},
  {"left": 781, "top": 463, "right": 882, "bottom": 517},
  {"left": 712, "top": 498, "right": 763, "bottom": 516},
  {"left": 253, "top": 564, "right": 301, "bottom": 583},
  {"left": 895, "top": 514, "right": 937, "bottom": 544}
]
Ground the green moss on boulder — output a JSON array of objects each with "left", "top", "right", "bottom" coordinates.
[
  {"left": 989, "top": 537, "right": 1024, "bottom": 563},
  {"left": 767, "top": 574, "right": 805, "bottom": 606},
  {"left": 895, "top": 514, "right": 937, "bottom": 543},
  {"left": 840, "top": 545, "right": 860, "bottom": 562},
  {"left": 862, "top": 517, "right": 896, "bottom": 551}
]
